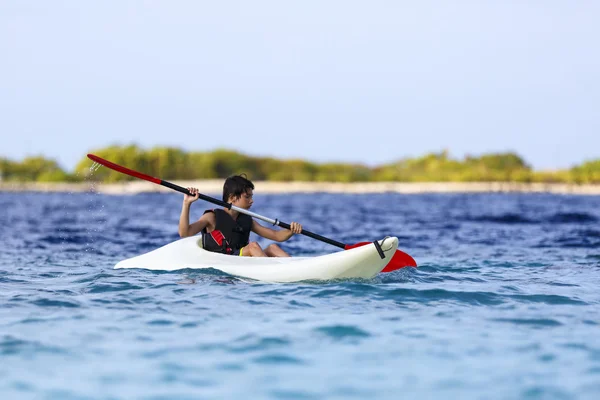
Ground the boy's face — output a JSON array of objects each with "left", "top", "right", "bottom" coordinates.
[{"left": 230, "top": 189, "right": 253, "bottom": 209}]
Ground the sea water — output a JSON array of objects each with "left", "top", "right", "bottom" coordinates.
[{"left": 1, "top": 192, "right": 599, "bottom": 399}]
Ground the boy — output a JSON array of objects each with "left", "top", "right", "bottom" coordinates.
[{"left": 178, "top": 174, "right": 302, "bottom": 257}]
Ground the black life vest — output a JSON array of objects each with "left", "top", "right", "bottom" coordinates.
[{"left": 201, "top": 209, "right": 253, "bottom": 254}]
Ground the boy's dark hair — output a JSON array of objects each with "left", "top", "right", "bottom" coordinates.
[{"left": 223, "top": 174, "right": 254, "bottom": 202}]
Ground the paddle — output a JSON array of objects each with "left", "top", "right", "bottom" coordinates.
[{"left": 87, "top": 154, "right": 416, "bottom": 271}]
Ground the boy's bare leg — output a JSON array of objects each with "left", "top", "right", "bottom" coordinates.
[
  {"left": 265, "top": 244, "right": 290, "bottom": 257},
  {"left": 240, "top": 242, "right": 267, "bottom": 257}
]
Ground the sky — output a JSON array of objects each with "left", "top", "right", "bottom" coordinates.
[{"left": 1, "top": 1, "right": 599, "bottom": 171}]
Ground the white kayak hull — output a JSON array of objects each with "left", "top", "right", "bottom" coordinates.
[{"left": 114, "top": 236, "right": 399, "bottom": 283}]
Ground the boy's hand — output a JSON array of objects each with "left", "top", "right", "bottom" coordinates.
[
  {"left": 184, "top": 187, "right": 200, "bottom": 204},
  {"left": 289, "top": 222, "right": 302, "bottom": 235}
]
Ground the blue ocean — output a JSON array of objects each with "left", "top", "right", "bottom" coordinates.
[{"left": 1, "top": 191, "right": 599, "bottom": 399}]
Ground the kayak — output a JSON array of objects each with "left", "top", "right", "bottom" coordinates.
[{"left": 114, "top": 236, "right": 399, "bottom": 283}]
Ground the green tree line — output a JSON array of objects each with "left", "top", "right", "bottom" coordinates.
[
  {"left": 1, "top": 145, "right": 599, "bottom": 183},
  {"left": 0, "top": 156, "right": 74, "bottom": 182}
]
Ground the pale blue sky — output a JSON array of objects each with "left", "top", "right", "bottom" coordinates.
[{"left": 1, "top": 1, "right": 599, "bottom": 171}]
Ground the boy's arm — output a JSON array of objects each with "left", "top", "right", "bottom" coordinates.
[
  {"left": 179, "top": 205, "right": 214, "bottom": 237},
  {"left": 251, "top": 220, "right": 301, "bottom": 242}
]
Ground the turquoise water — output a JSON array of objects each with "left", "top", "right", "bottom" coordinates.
[{"left": 1, "top": 192, "right": 599, "bottom": 399}]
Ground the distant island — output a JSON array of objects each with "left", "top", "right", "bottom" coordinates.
[{"left": 1, "top": 145, "right": 599, "bottom": 187}]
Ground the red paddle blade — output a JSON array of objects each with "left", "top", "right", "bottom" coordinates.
[
  {"left": 87, "top": 154, "right": 162, "bottom": 184},
  {"left": 344, "top": 242, "right": 417, "bottom": 272},
  {"left": 382, "top": 250, "right": 417, "bottom": 272}
]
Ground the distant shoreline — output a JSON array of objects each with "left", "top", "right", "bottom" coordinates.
[{"left": 1, "top": 181, "right": 600, "bottom": 195}]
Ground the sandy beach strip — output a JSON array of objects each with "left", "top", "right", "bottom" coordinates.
[{"left": 1, "top": 181, "right": 600, "bottom": 195}]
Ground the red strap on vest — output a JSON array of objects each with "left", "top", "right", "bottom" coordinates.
[
  {"left": 210, "top": 230, "right": 225, "bottom": 246},
  {"left": 209, "top": 230, "right": 233, "bottom": 254}
]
